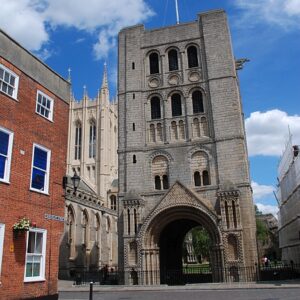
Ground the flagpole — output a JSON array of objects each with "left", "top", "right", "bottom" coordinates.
[{"left": 175, "top": 0, "right": 180, "bottom": 24}]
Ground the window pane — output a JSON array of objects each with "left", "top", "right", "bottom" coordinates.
[
  {"left": 0, "top": 131, "right": 9, "bottom": 155},
  {"left": 9, "top": 76, "right": 15, "bottom": 86},
  {"left": 188, "top": 46, "right": 199, "bottom": 68},
  {"left": 46, "top": 99, "right": 51, "bottom": 109},
  {"left": 0, "top": 155, "right": 6, "bottom": 179},
  {"left": 151, "top": 97, "right": 161, "bottom": 119},
  {"left": 2, "top": 82, "right": 7, "bottom": 93},
  {"left": 4, "top": 72, "right": 9, "bottom": 83},
  {"left": 34, "top": 147, "right": 47, "bottom": 170},
  {"left": 33, "top": 260, "right": 41, "bottom": 276},
  {"left": 168, "top": 50, "right": 178, "bottom": 71},
  {"left": 149, "top": 53, "right": 159, "bottom": 74},
  {"left": 0, "top": 68, "right": 3, "bottom": 79},
  {"left": 31, "top": 168, "right": 46, "bottom": 190},
  {"left": 38, "top": 94, "right": 42, "bottom": 103},
  {"left": 192, "top": 91, "right": 204, "bottom": 113},
  {"left": 7, "top": 86, "right": 13, "bottom": 96},
  {"left": 171, "top": 94, "right": 182, "bottom": 116},
  {"left": 42, "top": 97, "right": 46, "bottom": 107},
  {"left": 35, "top": 232, "right": 43, "bottom": 253},
  {"left": 26, "top": 261, "right": 34, "bottom": 277},
  {"left": 27, "top": 232, "right": 36, "bottom": 253}
]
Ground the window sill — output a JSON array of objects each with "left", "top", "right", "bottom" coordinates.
[
  {"left": 0, "top": 90, "right": 19, "bottom": 102},
  {"left": 35, "top": 112, "right": 53, "bottom": 123},
  {"left": 24, "top": 277, "right": 45, "bottom": 283},
  {"left": 29, "top": 188, "right": 49, "bottom": 196},
  {"left": 0, "top": 179, "right": 10, "bottom": 185}
]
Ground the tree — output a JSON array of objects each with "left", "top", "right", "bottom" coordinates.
[
  {"left": 255, "top": 205, "right": 263, "bottom": 215},
  {"left": 191, "top": 226, "right": 211, "bottom": 263},
  {"left": 256, "top": 218, "right": 269, "bottom": 245}
]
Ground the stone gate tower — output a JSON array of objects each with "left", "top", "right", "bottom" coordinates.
[{"left": 118, "top": 10, "right": 257, "bottom": 284}]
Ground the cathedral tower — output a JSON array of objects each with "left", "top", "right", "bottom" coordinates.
[{"left": 118, "top": 10, "right": 257, "bottom": 284}]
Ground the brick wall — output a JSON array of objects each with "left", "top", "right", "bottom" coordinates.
[{"left": 0, "top": 56, "right": 69, "bottom": 299}]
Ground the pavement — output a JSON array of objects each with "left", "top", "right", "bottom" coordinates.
[{"left": 58, "top": 279, "right": 300, "bottom": 292}]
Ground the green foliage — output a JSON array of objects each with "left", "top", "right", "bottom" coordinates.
[
  {"left": 255, "top": 205, "right": 263, "bottom": 215},
  {"left": 191, "top": 226, "right": 211, "bottom": 261},
  {"left": 256, "top": 218, "right": 269, "bottom": 245}
]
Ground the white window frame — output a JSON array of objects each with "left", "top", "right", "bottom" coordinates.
[
  {"left": 24, "top": 228, "right": 47, "bottom": 282},
  {"left": 36, "top": 90, "right": 54, "bottom": 121},
  {"left": 0, "top": 126, "right": 14, "bottom": 184},
  {"left": 0, "top": 63, "right": 19, "bottom": 100},
  {"left": 0, "top": 224, "right": 5, "bottom": 281},
  {"left": 30, "top": 144, "right": 51, "bottom": 194}
]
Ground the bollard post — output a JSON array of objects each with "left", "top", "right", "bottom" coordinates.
[{"left": 89, "top": 282, "right": 93, "bottom": 300}]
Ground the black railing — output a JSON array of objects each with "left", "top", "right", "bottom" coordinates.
[{"left": 61, "top": 263, "right": 300, "bottom": 286}]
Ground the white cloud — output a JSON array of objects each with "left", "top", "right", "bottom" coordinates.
[
  {"left": 245, "top": 110, "right": 300, "bottom": 156},
  {"left": 256, "top": 203, "right": 279, "bottom": 216},
  {"left": 0, "top": 0, "right": 154, "bottom": 59},
  {"left": 235, "top": 0, "right": 300, "bottom": 29},
  {"left": 252, "top": 181, "right": 275, "bottom": 200},
  {"left": 93, "top": 30, "right": 116, "bottom": 60},
  {"left": 0, "top": 0, "right": 48, "bottom": 51}
]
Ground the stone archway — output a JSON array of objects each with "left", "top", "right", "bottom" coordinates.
[{"left": 139, "top": 203, "right": 224, "bottom": 284}]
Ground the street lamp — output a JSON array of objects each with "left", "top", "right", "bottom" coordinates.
[{"left": 71, "top": 171, "right": 80, "bottom": 193}]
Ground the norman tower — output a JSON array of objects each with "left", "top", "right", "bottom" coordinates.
[{"left": 118, "top": 10, "right": 257, "bottom": 284}]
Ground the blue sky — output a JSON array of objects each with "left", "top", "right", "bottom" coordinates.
[{"left": 1, "top": 0, "right": 300, "bottom": 215}]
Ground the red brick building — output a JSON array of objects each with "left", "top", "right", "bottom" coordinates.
[{"left": 0, "top": 30, "right": 70, "bottom": 299}]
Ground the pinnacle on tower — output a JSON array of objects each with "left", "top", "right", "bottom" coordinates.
[{"left": 101, "top": 62, "right": 108, "bottom": 90}]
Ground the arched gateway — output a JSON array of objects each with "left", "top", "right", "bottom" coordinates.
[{"left": 139, "top": 183, "right": 224, "bottom": 285}]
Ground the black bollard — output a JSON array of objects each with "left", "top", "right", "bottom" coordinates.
[{"left": 89, "top": 282, "right": 93, "bottom": 300}]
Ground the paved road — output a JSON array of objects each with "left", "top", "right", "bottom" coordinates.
[{"left": 59, "top": 288, "right": 300, "bottom": 300}]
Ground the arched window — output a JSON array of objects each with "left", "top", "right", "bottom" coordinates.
[
  {"left": 162, "top": 175, "right": 169, "bottom": 190},
  {"left": 225, "top": 201, "right": 230, "bottom": 229},
  {"left": 74, "top": 122, "right": 82, "bottom": 160},
  {"left": 232, "top": 200, "right": 237, "bottom": 229},
  {"left": 187, "top": 46, "right": 199, "bottom": 68},
  {"left": 95, "top": 214, "right": 100, "bottom": 246},
  {"left": 150, "top": 124, "right": 156, "bottom": 142},
  {"left": 194, "top": 171, "right": 201, "bottom": 186},
  {"left": 179, "top": 120, "right": 185, "bottom": 140},
  {"left": 89, "top": 122, "right": 96, "bottom": 158},
  {"left": 134, "top": 209, "right": 138, "bottom": 234},
  {"left": 157, "top": 123, "right": 163, "bottom": 142},
  {"left": 82, "top": 210, "right": 89, "bottom": 246},
  {"left": 192, "top": 91, "right": 204, "bottom": 113},
  {"left": 200, "top": 117, "right": 209, "bottom": 137},
  {"left": 168, "top": 49, "right": 178, "bottom": 71},
  {"left": 155, "top": 175, "right": 161, "bottom": 190},
  {"left": 193, "top": 118, "right": 200, "bottom": 138},
  {"left": 127, "top": 209, "right": 131, "bottom": 235},
  {"left": 110, "top": 195, "right": 117, "bottom": 210},
  {"left": 67, "top": 206, "right": 76, "bottom": 258},
  {"left": 202, "top": 170, "right": 210, "bottom": 186},
  {"left": 152, "top": 155, "right": 169, "bottom": 191},
  {"left": 151, "top": 96, "right": 161, "bottom": 119},
  {"left": 171, "top": 121, "right": 178, "bottom": 140},
  {"left": 149, "top": 52, "right": 159, "bottom": 74},
  {"left": 171, "top": 94, "right": 182, "bottom": 116}
]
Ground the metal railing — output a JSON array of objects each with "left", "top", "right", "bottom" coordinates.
[{"left": 60, "top": 262, "right": 300, "bottom": 286}]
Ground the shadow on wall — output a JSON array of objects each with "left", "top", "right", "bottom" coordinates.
[{"left": 58, "top": 232, "right": 103, "bottom": 280}]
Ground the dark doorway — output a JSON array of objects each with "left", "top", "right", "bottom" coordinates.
[{"left": 159, "top": 219, "right": 213, "bottom": 285}]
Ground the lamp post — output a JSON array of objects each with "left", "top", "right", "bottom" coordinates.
[{"left": 71, "top": 171, "right": 81, "bottom": 193}]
